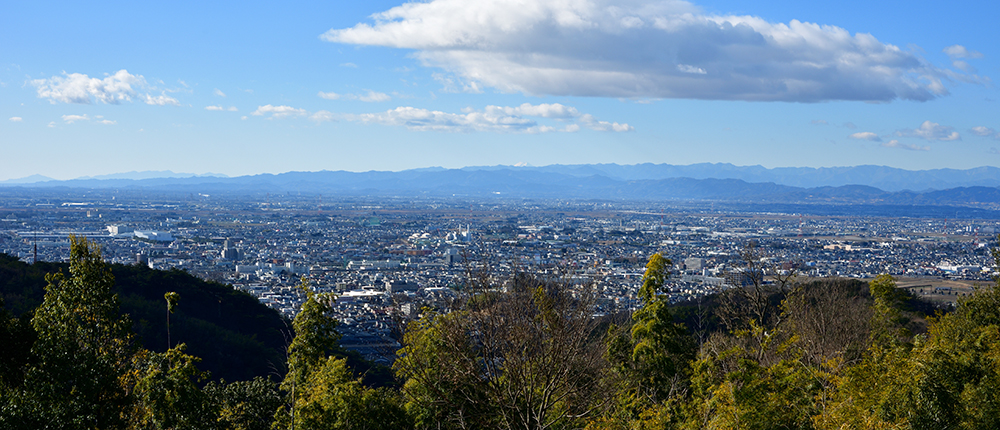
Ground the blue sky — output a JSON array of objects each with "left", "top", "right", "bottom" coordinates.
[{"left": 1, "top": 0, "right": 997, "bottom": 181}]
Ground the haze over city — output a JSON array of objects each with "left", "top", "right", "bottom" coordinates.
[{"left": 2, "top": 0, "right": 997, "bottom": 181}]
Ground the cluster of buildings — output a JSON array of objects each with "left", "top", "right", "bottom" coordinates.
[{"left": 2, "top": 189, "right": 997, "bottom": 362}]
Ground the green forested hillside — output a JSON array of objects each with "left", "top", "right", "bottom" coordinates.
[{"left": 0, "top": 253, "right": 287, "bottom": 382}]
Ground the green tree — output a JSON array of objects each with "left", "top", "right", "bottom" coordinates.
[
  {"left": 629, "top": 253, "right": 696, "bottom": 401},
  {"left": 130, "top": 344, "right": 217, "bottom": 430},
  {"left": 276, "top": 279, "right": 408, "bottom": 430},
  {"left": 8, "top": 236, "right": 138, "bottom": 429},
  {"left": 206, "top": 377, "right": 283, "bottom": 430},
  {"left": 0, "top": 298, "right": 35, "bottom": 390},
  {"left": 814, "top": 275, "right": 916, "bottom": 430},
  {"left": 165, "top": 291, "right": 180, "bottom": 349},
  {"left": 395, "top": 274, "right": 609, "bottom": 430},
  {"left": 596, "top": 254, "right": 695, "bottom": 429}
]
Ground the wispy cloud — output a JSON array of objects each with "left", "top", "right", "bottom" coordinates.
[
  {"left": 323, "top": 0, "right": 980, "bottom": 102},
  {"left": 896, "top": 120, "right": 960, "bottom": 141},
  {"left": 309, "top": 111, "right": 336, "bottom": 122},
  {"left": 214, "top": 88, "right": 226, "bottom": 97},
  {"left": 849, "top": 132, "right": 881, "bottom": 142},
  {"left": 206, "top": 105, "right": 238, "bottom": 111},
  {"left": 61, "top": 114, "right": 89, "bottom": 123},
  {"left": 8, "top": 117, "right": 22, "bottom": 122},
  {"left": 881, "top": 140, "right": 929, "bottom": 151},
  {"left": 943, "top": 45, "right": 985, "bottom": 73},
  {"left": 970, "top": 126, "right": 999, "bottom": 140},
  {"left": 143, "top": 93, "right": 180, "bottom": 106},
  {"left": 345, "top": 102, "right": 632, "bottom": 133},
  {"left": 251, "top": 104, "right": 308, "bottom": 119},
  {"left": 318, "top": 90, "right": 391, "bottom": 102}
]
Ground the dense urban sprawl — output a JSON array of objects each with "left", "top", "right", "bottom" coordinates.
[{"left": 2, "top": 189, "right": 996, "bottom": 362}]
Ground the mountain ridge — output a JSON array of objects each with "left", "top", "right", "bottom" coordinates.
[{"left": 3, "top": 165, "right": 1000, "bottom": 213}]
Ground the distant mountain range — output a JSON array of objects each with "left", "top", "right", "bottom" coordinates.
[
  {"left": 458, "top": 163, "right": 1000, "bottom": 192},
  {"left": 0, "top": 170, "right": 227, "bottom": 184},
  {"left": 3, "top": 164, "right": 1000, "bottom": 212}
]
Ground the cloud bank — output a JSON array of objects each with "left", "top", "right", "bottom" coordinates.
[{"left": 323, "top": 0, "right": 976, "bottom": 102}]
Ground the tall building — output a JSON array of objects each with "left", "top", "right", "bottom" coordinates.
[{"left": 221, "top": 239, "right": 241, "bottom": 261}]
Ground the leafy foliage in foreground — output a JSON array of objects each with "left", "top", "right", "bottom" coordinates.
[{"left": 4, "top": 241, "right": 1000, "bottom": 430}]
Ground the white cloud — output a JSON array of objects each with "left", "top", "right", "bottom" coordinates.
[
  {"left": 881, "top": 139, "right": 929, "bottom": 151},
  {"left": 579, "top": 114, "right": 634, "bottom": 132},
  {"left": 943, "top": 45, "right": 984, "bottom": 73},
  {"left": 848, "top": 131, "right": 881, "bottom": 141},
  {"left": 487, "top": 103, "right": 580, "bottom": 119},
  {"left": 323, "top": 0, "right": 975, "bottom": 102},
  {"left": 33, "top": 70, "right": 144, "bottom": 104},
  {"left": 61, "top": 114, "right": 89, "bottom": 123},
  {"left": 144, "top": 93, "right": 180, "bottom": 106},
  {"left": 32, "top": 69, "right": 185, "bottom": 106},
  {"left": 310, "top": 110, "right": 337, "bottom": 122},
  {"left": 970, "top": 126, "right": 994, "bottom": 136},
  {"left": 432, "top": 73, "right": 483, "bottom": 93},
  {"left": 318, "top": 90, "right": 391, "bottom": 102},
  {"left": 896, "top": 120, "right": 960, "bottom": 141},
  {"left": 676, "top": 64, "right": 707, "bottom": 75},
  {"left": 971, "top": 126, "right": 999, "bottom": 139},
  {"left": 359, "top": 91, "right": 391, "bottom": 102},
  {"left": 340, "top": 62, "right": 359, "bottom": 68},
  {"left": 251, "top": 104, "right": 308, "bottom": 119},
  {"left": 206, "top": 105, "right": 239, "bottom": 112},
  {"left": 345, "top": 102, "right": 631, "bottom": 133},
  {"left": 8, "top": 117, "right": 22, "bottom": 122},
  {"left": 214, "top": 88, "right": 227, "bottom": 97},
  {"left": 944, "top": 45, "right": 983, "bottom": 59},
  {"left": 47, "top": 121, "right": 56, "bottom": 128},
  {"left": 96, "top": 119, "right": 116, "bottom": 125}
]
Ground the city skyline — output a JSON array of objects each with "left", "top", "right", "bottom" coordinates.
[{"left": 1, "top": 0, "right": 997, "bottom": 181}]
